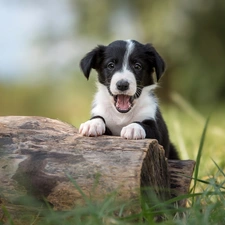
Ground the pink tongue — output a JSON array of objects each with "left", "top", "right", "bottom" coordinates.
[{"left": 116, "top": 95, "right": 131, "bottom": 111}]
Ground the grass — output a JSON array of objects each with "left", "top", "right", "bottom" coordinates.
[
  {"left": 1, "top": 79, "right": 225, "bottom": 224},
  {"left": 162, "top": 95, "right": 225, "bottom": 177},
  {"left": 3, "top": 164, "right": 225, "bottom": 224},
  {"left": 1, "top": 109, "right": 225, "bottom": 225}
]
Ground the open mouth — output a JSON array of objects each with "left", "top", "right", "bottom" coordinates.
[{"left": 113, "top": 95, "right": 134, "bottom": 113}]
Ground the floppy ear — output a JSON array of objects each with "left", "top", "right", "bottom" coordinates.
[
  {"left": 145, "top": 44, "right": 166, "bottom": 81},
  {"left": 80, "top": 45, "right": 105, "bottom": 80}
]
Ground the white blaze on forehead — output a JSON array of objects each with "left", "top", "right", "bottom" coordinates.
[
  {"left": 109, "top": 40, "right": 136, "bottom": 96},
  {"left": 122, "top": 40, "right": 134, "bottom": 71}
]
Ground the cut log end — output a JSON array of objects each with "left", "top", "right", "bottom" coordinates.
[{"left": 0, "top": 116, "right": 195, "bottom": 218}]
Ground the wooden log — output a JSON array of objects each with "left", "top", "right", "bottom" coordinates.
[{"left": 0, "top": 116, "right": 195, "bottom": 217}]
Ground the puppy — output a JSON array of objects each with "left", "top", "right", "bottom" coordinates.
[{"left": 79, "top": 40, "right": 179, "bottom": 159}]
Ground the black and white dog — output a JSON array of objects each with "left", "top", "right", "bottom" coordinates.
[{"left": 79, "top": 40, "right": 179, "bottom": 159}]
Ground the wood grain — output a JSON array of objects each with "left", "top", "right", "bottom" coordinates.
[{"left": 0, "top": 116, "right": 195, "bottom": 217}]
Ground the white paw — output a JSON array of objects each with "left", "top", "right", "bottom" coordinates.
[
  {"left": 79, "top": 118, "right": 105, "bottom": 137},
  {"left": 121, "top": 123, "right": 146, "bottom": 140}
]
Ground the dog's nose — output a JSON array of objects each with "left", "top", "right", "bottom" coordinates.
[{"left": 116, "top": 80, "right": 129, "bottom": 91}]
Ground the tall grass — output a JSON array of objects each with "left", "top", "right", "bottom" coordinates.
[
  {"left": 1, "top": 118, "right": 225, "bottom": 225},
  {"left": 191, "top": 116, "right": 210, "bottom": 199}
]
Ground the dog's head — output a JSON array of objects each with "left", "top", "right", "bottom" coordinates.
[{"left": 80, "top": 40, "right": 165, "bottom": 113}]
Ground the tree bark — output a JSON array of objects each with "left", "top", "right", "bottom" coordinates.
[{"left": 0, "top": 116, "right": 195, "bottom": 216}]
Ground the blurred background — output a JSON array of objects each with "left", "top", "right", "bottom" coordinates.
[{"left": 0, "top": 0, "right": 224, "bottom": 172}]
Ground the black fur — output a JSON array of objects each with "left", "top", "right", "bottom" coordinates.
[
  {"left": 80, "top": 40, "right": 179, "bottom": 160},
  {"left": 102, "top": 108, "right": 179, "bottom": 159}
]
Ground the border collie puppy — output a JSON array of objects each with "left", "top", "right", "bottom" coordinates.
[{"left": 79, "top": 40, "right": 179, "bottom": 159}]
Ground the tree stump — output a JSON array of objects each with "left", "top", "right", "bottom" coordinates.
[{"left": 0, "top": 116, "right": 195, "bottom": 219}]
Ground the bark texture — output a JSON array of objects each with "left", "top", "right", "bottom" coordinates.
[{"left": 0, "top": 116, "right": 195, "bottom": 217}]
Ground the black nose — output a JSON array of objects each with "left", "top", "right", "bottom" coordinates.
[{"left": 116, "top": 80, "right": 129, "bottom": 91}]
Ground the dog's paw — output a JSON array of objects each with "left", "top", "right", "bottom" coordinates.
[
  {"left": 121, "top": 123, "right": 146, "bottom": 140},
  {"left": 79, "top": 118, "right": 105, "bottom": 137}
]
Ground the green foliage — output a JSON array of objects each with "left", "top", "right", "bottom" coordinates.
[
  {"left": 73, "top": 0, "right": 225, "bottom": 105},
  {"left": 191, "top": 116, "right": 210, "bottom": 196},
  {"left": 1, "top": 1, "right": 225, "bottom": 223},
  {"left": 0, "top": 73, "right": 95, "bottom": 126},
  {"left": 1, "top": 117, "right": 225, "bottom": 225}
]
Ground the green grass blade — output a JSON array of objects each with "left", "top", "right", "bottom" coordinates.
[
  {"left": 66, "top": 173, "right": 90, "bottom": 205},
  {"left": 191, "top": 177, "right": 225, "bottom": 190},
  {"left": 149, "top": 191, "right": 225, "bottom": 211},
  {"left": 211, "top": 158, "right": 225, "bottom": 178},
  {"left": 191, "top": 116, "right": 210, "bottom": 197},
  {"left": 1, "top": 206, "right": 15, "bottom": 225}
]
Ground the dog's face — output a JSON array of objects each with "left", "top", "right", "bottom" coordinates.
[{"left": 80, "top": 40, "right": 165, "bottom": 113}]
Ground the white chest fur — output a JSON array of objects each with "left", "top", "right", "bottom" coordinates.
[{"left": 91, "top": 84, "right": 158, "bottom": 136}]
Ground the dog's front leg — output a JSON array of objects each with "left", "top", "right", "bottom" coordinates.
[
  {"left": 79, "top": 118, "right": 105, "bottom": 137},
  {"left": 121, "top": 123, "right": 146, "bottom": 140}
]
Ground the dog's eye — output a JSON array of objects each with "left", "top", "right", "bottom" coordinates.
[
  {"left": 107, "top": 62, "right": 115, "bottom": 70},
  {"left": 134, "top": 63, "right": 142, "bottom": 71}
]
